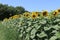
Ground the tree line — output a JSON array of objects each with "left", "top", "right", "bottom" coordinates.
[{"left": 0, "top": 3, "right": 28, "bottom": 20}]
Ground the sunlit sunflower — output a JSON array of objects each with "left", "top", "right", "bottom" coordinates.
[
  {"left": 38, "top": 13, "right": 40, "bottom": 17},
  {"left": 35, "top": 12, "right": 38, "bottom": 16},
  {"left": 23, "top": 13, "right": 25, "bottom": 16},
  {"left": 12, "top": 15, "right": 20, "bottom": 19},
  {"left": 25, "top": 13, "right": 30, "bottom": 18},
  {"left": 42, "top": 10, "right": 48, "bottom": 16},
  {"left": 35, "top": 12, "right": 41, "bottom": 17},
  {"left": 31, "top": 12, "right": 37, "bottom": 19},
  {"left": 23, "top": 12, "right": 30, "bottom": 18},
  {"left": 53, "top": 10, "right": 58, "bottom": 16},
  {"left": 57, "top": 9, "right": 60, "bottom": 12}
]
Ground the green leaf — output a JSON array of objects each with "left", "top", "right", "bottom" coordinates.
[
  {"left": 27, "top": 21, "right": 31, "bottom": 26},
  {"left": 37, "top": 31, "right": 47, "bottom": 38},
  {"left": 26, "top": 27, "right": 32, "bottom": 32},
  {"left": 44, "top": 27, "right": 51, "bottom": 31},
  {"left": 55, "top": 32, "right": 60, "bottom": 38},
  {"left": 51, "top": 25, "right": 60, "bottom": 30},
  {"left": 25, "top": 34, "right": 30, "bottom": 40},
  {"left": 30, "top": 28, "right": 37, "bottom": 39},
  {"left": 49, "top": 36, "right": 57, "bottom": 40}
]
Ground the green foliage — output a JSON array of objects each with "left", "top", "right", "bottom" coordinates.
[
  {"left": 0, "top": 15, "right": 60, "bottom": 40},
  {"left": 0, "top": 3, "right": 25, "bottom": 20},
  {"left": 0, "top": 10, "right": 60, "bottom": 40}
]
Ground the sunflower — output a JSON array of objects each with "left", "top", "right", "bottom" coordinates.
[
  {"left": 23, "top": 12, "right": 30, "bottom": 18},
  {"left": 35, "top": 12, "right": 38, "bottom": 16},
  {"left": 42, "top": 11, "right": 48, "bottom": 16},
  {"left": 57, "top": 9, "right": 60, "bottom": 12},
  {"left": 38, "top": 13, "right": 40, "bottom": 17},
  {"left": 23, "top": 13, "right": 25, "bottom": 16},
  {"left": 53, "top": 10, "right": 58, "bottom": 16},
  {"left": 31, "top": 12, "right": 37, "bottom": 19},
  {"left": 35, "top": 12, "right": 41, "bottom": 17},
  {"left": 26, "top": 13, "right": 30, "bottom": 18},
  {"left": 12, "top": 15, "right": 20, "bottom": 19}
]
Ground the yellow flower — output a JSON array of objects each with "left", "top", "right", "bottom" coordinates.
[
  {"left": 12, "top": 15, "right": 20, "bottom": 19},
  {"left": 35, "top": 12, "right": 38, "bottom": 16},
  {"left": 23, "top": 13, "right": 25, "bottom": 16},
  {"left": 23, "top": 12, "right": 30, "bottom": 18},
  {"left": 57, "top": 9, "right": 60, "bottom": 12},
  {"left": 31, "top": 12, "right": 37, "bottom": 19},
  {"left": 42, "top": 10, "right": 48, "bottom": 16},
  {"left": 53, "top": 10, "right": 58, "bottom": 16},
  {"left": 35, "top": 12, "right": 41, "bottom": 17}
]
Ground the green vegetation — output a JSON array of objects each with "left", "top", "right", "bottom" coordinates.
[
  {"left": 0, "top": 3, "right": 26, "bottom": 20},
  {"left": 0, "top": 3, "right": 60, "bottom": 40}
]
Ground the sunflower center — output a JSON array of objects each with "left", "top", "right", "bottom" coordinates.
[
  {"left": 54, "top": 12, "right": 57, "bottom": 15},
  {"left": 55, "top": 12, "right": 57, "bottom": 14},
  {"left": 24, "top": 14, "right": 25, "bottom": 16},
  {"left": 26, "top": 14, "right": 28, "bottom": 16},
  {"left": 33, "top": 15, "right": 36, "bottom": 17},
  {"left": 38, "top": 14, "right": 40, "bottom": 16},
  {"left": 58, "top": 10, "right": 60, "bottom": 12},
  {"left": 43, "top": 12, "right": 47, "bottom": 16}
]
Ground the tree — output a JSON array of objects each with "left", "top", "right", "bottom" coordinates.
[
  {"left": 0, "top": 4, "right": 26, "bottom": 20},
  {"left": 15, "top": 6, "right": 25, "bottom": 14}
]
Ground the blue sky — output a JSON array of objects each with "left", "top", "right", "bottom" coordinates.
[{"left": 0, "top": 0, "right": 60, "bottom": 12}]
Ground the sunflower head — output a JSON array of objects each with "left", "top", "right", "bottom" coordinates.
[
  {"left": 35, "top": 12, "right": 38, "bottom": 15},
  {"left": 25, "top": 13, "right": 30, "bottom": 18},
  {"left": 31, "top": 12, "right": 37, "bottom": 19},
  {"left": 42, "top": 10, "right": 48, "bottom": 16},
  {"left": 12, "top": 15, "right": 20, "bottom": 19},
  {"left": 53, "top": 10, "right": 58, "bottom": 16},
  {"left": 23, "top": 13, "right": 25, "bottom": 16},
  {"left": 23, "top": 12, "right": 30, "bottom": 18},
  {"left": 57, "top": 9, "right": 60, "bottom": 12},
  {"left": 35, "top": 12, "right": 41, "bottom": 17}
]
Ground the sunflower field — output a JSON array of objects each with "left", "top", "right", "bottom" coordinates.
[{"left": 0, "top": 9, "right": 60, "bottom": 40}]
